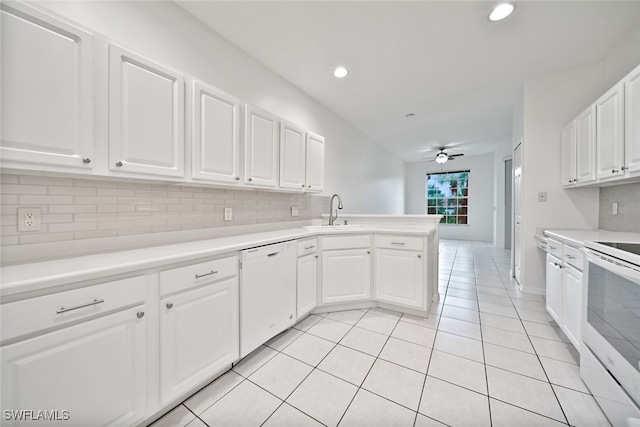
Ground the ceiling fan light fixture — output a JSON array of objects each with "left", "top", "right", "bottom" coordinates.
[
  {"left": 489, "top": 3, "right": 515, "bottom": 22},
  {"left": 435, "top": 152, "right": 449, "bottom": 164},
  {"left": 333, "top": 66, "right": 348, "bottom": 78}
]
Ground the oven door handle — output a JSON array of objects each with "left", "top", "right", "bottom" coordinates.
[{"left": 586, "top": 250, "right": 640, "bottom": 282}]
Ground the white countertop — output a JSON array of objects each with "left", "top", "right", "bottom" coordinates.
[
  {"left": 0, "top": 224, "right": 436, "bottom": 300},
  {"left": 543, "top": 229, "right": 640, "bottom": 247}
]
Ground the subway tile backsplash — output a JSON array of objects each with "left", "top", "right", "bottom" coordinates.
[
  {"left": 599, "top": 182, "right": 640, "bottom": 232},
  {"left": 0, "top": 174, "right": 329, "bottom": 246}
]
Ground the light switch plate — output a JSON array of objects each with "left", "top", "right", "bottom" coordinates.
[
  {"left": 613, "top": 202, "right": 618, "bottom": 215},
  {"left": 291, "top": 206, "right": 299, "bottom": 217},
  {"left": 224, "top": 207, "right": 233, "bottom": 221},
  {"left": 17, "top": 207, "right": 41, "bottom": 231},
  {"left": 537, "top": 192, "right": 547, "bottom": 202}
]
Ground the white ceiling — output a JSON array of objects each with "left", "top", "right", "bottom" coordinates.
[{"left": 177, "top": 1, "right": 640, "bottom": 162}]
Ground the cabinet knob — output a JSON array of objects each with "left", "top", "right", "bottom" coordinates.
[
  {"left": 115, "top": 161, "right": 123, "bottom": 167},
  {"left": 301, "top": 184, "right": 305, "bottom": 188},
  {"left": 308, "top": 185, "right": 311, "bottom": 188},
  {"left": 612, "top": 169, "right": 619, "bottom": 174},
  {"left": 82, "top": 157, "right": 91, "bottom": 164},
  {"left": 166, "top": 302, "right": 174, "bottom": 309},
  {"left": 418, "top": 254, "right": 422, "bottom": 258},
  {"left": 367, "top": 250, "right": 370, "bottom": 254},
  {"left": 136, "top": 311, "right": 145, "bottom": 319},
  {"left": 248, "top": 178, "right": 252, "bottom": 182},
  {"left": 622, "top": 166, "right": 628, "bottom": 171},
  {"left": 235, "top": 176, "right": 240, "bottom": 181}
]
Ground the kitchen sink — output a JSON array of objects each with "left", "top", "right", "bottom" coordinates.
[{"left": 303, "top": 224, "right": 371, "bottom": 232}]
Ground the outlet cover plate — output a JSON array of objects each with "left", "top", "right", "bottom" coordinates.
[
  {"left": 291, "top": 206, "right": 299, "bottom": 217},
  {"left": 224, "top": 207, "right": 233, "bottom": 221},
  {"left": 17, "top": 207, "right": 42, "bottom": 231}
]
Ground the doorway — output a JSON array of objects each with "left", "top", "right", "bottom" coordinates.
[{"left": 504, "top": 159, "right": 512, "bottom": 249}]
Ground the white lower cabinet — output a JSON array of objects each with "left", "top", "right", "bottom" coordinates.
[
  {"left": 297, "top": 239, "right": 318, "bottom": 319},
  {"left": 546, "top": 253, "right": 563, "bottom": 323},
  {"left": 563, "top": 265, "right": 582, "bottom": 349},
  {"left": 1, "top": 306, "right": 147, "bottom": 427},
  {"left": 321, "top": 236, "right": 371, "bottom": 304},
  {"left": 375, "top": 248, "right": 424, "bottom": 310}
]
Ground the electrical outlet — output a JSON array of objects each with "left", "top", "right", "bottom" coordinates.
[
  {"left": 224, "top": 207, "right": 233, "bottom": 221},
  {"left": 613, "top": 202, "right": 619, "bottom": 215},
  {"left": 537, "top": 192, "right": 547, "bottom": 202},
  {"left": 17, "top": 207, "right": 42, "bottom": 231},
  {"left": 291, "top": 206, "right": 299, "bottom": 217}
]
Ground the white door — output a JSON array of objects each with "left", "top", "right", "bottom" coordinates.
[
  {"left": 375, "top": 249, "right": 424, "bottom": 309},
  {"left": 279, "top": 121, "right": 306, "bottom": 190},
  {"left": 297, "top": 254, "right": 318, "bottom": 319},
  {"left": 191, "top": 80, "right": 241, "bottom": 183},
  {"left": 513, "top": 143, "right": 522, "bottom": 284},
  {"left": 562, "top": 266, "right": 582, "bottom": 349},
  {"left": 305, "top": 132, "right": 325, "bottom": 192},
  {"left": 322, "top": 249, "right": 371, "bottom": 304},
  {"left": 625, "top": 63, "right": 640, "bottom": 176},
  {"left": 0, "top": 2, "right": 94, "bottom": 170},
  {"left": 596, "top": 83, "right": 625, "bottom": 181},
  {"left": 1, "top": 307, "right": 146, "bottom": 427},
  {"left": 561, "top": 122, "right": 576, "bottom": 186},
  {"left": 160, "top": 278, "right": 239, "bottom": 404},
  {"left": 545, "top": 254, "right": 563, "bottom": 323},
  {"left": 244, "top": 105, "right": 278, "bottom": 187},
  {"left": 109, "top": 44, "right": 184, "bottom": 177},
  {"left": 575, "top": 105, "right": 597, "bottom": 185}
]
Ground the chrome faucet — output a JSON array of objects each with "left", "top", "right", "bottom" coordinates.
[{"left": 328, "top": 194, "right": 343, "bottom": 225}]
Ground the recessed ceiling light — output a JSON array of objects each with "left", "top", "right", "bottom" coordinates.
[
  {"left": 489, "top": 3, "right": 515, "bottom": 21},
  {"left": 333, "top": 66, "right": 348, "bottom": 78}
]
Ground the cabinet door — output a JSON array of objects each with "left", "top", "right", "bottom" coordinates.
[
  {"left": 561, "top": 122, "right": 576, "bottom": 186},
  {"left": 297, "top": 254, "right": 318, "bottom": 319},
  {"left": 625, "top": 64, "right": 640, "bottom": 176},
  {"left": 305, "top": 132, "right": 325, "bottom": 192},
  {"left": 563, "top": 266, "right": 582, "bottom": 349},
  {"left": 375, "top": 249, "right": 424, "bottom": 309},
  {"left": 279, "top": 121, "right": 306, "bottom": 190},
  {"left": 322, "top": 249, "right": 371, "bottom": 304},
  {"left": 1, "top": 306, "right": 146, "bottom": 427},
  {"left": 596, "top": 83, "right": 625, "bottom": 181},
  {"left": 575, "top": 105, "right": 597, "bottom": 185},
  {"left": 192, "top": 80, "right": 241, "bottom": 183},
  {"left": 160, "top": 277, "right": 239, "bottom": 404},
  {"left": 244, "top": 105, "right": 278, "bottom": 187},
  {"left": 546, "top": 254, "right": 563, "bottom": 323},
  {"left": 0, "top": 3, "right": 93, "bottom": 170},
  {"left": 109, "top": 44, "right": 184, "bottom": 177}
]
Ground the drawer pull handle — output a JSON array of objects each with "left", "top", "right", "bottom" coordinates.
[
  {"left": 304, "top": 245, "right": 316, "bottom": 250},
  {"left": 56, "top": 299, "right": 105, "bottom": 314},
  {"left": 195, "top": 270, "right": 218, "bottom": 279},
  {"left": 137, "top": 311, "right": 145, "bottom": 319},
  {"left": 566, "top": 255, "right": 576, "bottom": 259},
  {"left": 391, "top": 242, "right": 406, "bottom": 246},
  {"left": 82, "top": 157, "right": 91, "bottom": 164},
  {"left": 166, "top": 302, "right": 174, "bottom": 309},
  {"left": 548, "top": 246, "right": 556, "bottom": 250}
]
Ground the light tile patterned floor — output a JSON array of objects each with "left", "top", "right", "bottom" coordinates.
[{"left": 151, "top": 240, "right": 611, "bottom": 427}]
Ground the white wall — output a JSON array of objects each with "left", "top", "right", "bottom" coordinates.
[
  {"left": 405, "top": 154, "right": 495, "bottom": 242},
  {"left": 40, "top": 1, "right": 405, "bottom": 215}
]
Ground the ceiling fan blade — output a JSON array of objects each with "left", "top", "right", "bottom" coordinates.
[{"left": 448, "top": 153, "right": 464, "bottom": 158}]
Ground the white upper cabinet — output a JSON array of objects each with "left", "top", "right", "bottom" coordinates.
[
  {"left": 244, "top": 105, "right": 279, "bottom": 187},
  {"left": 0, "top": 2, "right": 94, "bottom": 170},
  {"left": 191, "top": 80, "right": 241, "bottom": 183},
  {"left": 109, "top": 44, "right": 184, "bottom": 178},
  {"left": 625, "top": 64, "right": 640, "bottom": 176},
  {"left": 561, "top": 122, "right": 576, "bottom": 187},
  {"left": 596, "top": 82, "right": 624, "bottom": 181},
  {"left": 279, "top": 121, "right": 306, "bottom": 190},
  {"left": 575, "top": 105, "right": 597, "bottom": 185},
  {"left": 305, "top": 132, "right": 325, "bottom": 192}
]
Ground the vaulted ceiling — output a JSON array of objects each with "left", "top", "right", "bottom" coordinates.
[{"left": 177, "top": 1, "right": 640, "bottom": 161}]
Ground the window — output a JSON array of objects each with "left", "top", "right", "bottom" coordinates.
[{"left": 426, "top": 170, "right": 469, "bottom": 224}]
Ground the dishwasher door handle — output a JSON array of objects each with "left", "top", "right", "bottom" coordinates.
[{"left": 267, "top": 252, "right": 279, "bottom": 257}]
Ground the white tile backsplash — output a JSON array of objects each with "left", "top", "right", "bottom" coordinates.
[
  {"left": 599, "top": 182, "right": 640, "bottom": 232},
  {"left": 0, "top": 173, "right": 329, "bottom": 246}
]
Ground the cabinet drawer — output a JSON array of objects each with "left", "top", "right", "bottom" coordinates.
[
  {"left": 547, "top": 239, "right": 563, "bottom": 258},
  {"left": 322, "top": 235, "right": 371, "bottom": 251},
  {"left": 563, "top": 245, "right": 584, "bottom": 270},
  {"left": 298, "top": 238, "right": 318, "bottom": 257},
  {"left": 1, "top": 275, "right": 145, "bottom": 344},
  {"left": 376, "top": 234, "right": 423, "bottom": 251},
  {"left": 160, "top": 255, "right": 237, "bottom": 297}
]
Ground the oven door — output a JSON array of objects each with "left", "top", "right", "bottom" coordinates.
[{"left": 584, "top": 249, "right": 640, "bottom": 404}]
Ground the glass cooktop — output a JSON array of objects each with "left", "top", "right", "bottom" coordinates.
[{"left": 596, "top": 242, "right": 640, "bottom": 256}]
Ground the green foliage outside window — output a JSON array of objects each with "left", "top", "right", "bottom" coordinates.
[{"left": 426, "top": 171, "right": 469, "bottom": 225}]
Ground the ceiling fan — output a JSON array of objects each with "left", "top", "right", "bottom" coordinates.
[{"left": 423, "top": 147, "right": 464, "bottom": 164}]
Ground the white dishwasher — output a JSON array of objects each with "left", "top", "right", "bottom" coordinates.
[{"left": 240, "top": 240, "right": 297, "bottom": 357}]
